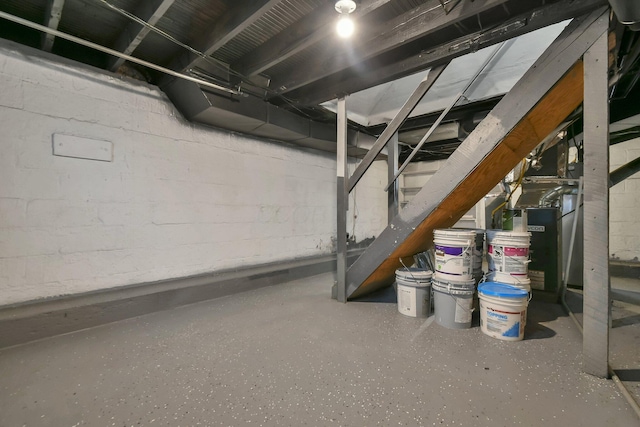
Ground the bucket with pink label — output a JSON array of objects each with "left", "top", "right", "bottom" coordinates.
[{"left": 486, "top": 230, "right": 531, "bottom": 278}]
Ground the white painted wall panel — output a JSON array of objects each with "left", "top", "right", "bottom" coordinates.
[
  {"left": 0, "top": 43, "right": 387, "bottom": 305},
  {"left": 53, "top": 134, "right": 113, "bottom": 162},
  {"left": 609, "top": 138, "right": 640, "bottom": 261}
]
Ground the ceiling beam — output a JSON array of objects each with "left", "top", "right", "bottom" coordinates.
[
  {"left": 289, "top": 0, "right": 606, "bottom": 106},
  {"left": 170, "top": 0, "right": 282, "bottom": 73},
  {"left": 268, "top": 0, "right": 510, "bottom": 95},
  {"left": 108, "top": 0, "right": 176, "bottom": 71},
  {"left": 41, "top": 0, "right": 65, "bottom": 52},
  {"left": 232, "top": 0, "right": 393, "bottom": 77}
]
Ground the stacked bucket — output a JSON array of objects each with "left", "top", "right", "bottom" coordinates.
[
  {"left": 485, "top": 230, "right": 532, "bottom": 292},
  {"left": 393, "top": 227, "right": 532, "bottom": 341},
  {"left": 478, "top": 229, "right": 532, "bottom": 341},
  {"left": 431, "top": 229, "right": 479, "bottom": 329}
]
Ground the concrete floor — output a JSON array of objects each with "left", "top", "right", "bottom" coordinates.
[
  {"left": 567, "top": 276, "right": 640, "bottom": 407},
  {"left": 0, "top": 272, "right": 638, "bottom": 427}
]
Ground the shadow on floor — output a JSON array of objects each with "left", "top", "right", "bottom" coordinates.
[
  {"left": 522, "top": 301, "right": 566, "bottom": 340},
  {"left": 524, "top": 319, "right": 558, "bottom": 340},
  {"left": 354, "top": 288, "right": 564, "bottom": 340},
  {"left": 614, "top": 369, "right": 640, "bottom": 382},
  {"left": 612, "top": 288, "right": 640, "bottom": 306},
  {"left": 351, "top": 285, "right": 397, "bottom": 303},
  {"left": 565, "top": 289, "right": 584, "bottom": 314},
  {"left": 612, "top": 313, "right": 640, "bottom": 328}
]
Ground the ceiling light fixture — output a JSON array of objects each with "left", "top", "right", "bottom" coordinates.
[{"left": 335, "top": 0, "right": 356, "bottom": 38}]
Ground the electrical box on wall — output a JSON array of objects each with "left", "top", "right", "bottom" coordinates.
[{"left": 52, "top": 133, "right": 113, "bottom": 162}]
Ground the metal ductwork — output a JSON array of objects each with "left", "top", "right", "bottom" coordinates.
[
  {"left": 163, "top": 79, "right": 380, "bottom": 158},
  {"left": 609, "top": 0, "right": 640, "bottom": 31},
  {"left": 539, "top": 185, "right": 578, "bottom": 207}
]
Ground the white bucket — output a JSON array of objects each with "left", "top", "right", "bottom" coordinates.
[
  {"left": 433, "top": 229, "right": 476, "bottom": 280},
  {"left": 478, "top": 282, "right": 530, "bottom": 341},
  {"left": 487, "top": 231, "right": 531, "bottom": 276},
  {"left": 396, "top": 268, "right": 433, "bottom": 318},
  {"left": 431, "top": 275, "right": 475, "bottom": 329},
  {"left": 485, "top": 229, "right": 500, "bottom": 272},
  {"left": 488, "top": 271, "right": 531, "bottom": 293},
  {"left": 454, "top": 228, "right": 485, "bottom": 272}
]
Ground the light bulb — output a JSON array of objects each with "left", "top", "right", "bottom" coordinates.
[
  {"left": 336, "top": 15, "right": 354, "bottom": 38},
  {"left": 335, "top": 0, "right": 356, "bottom": 14}
]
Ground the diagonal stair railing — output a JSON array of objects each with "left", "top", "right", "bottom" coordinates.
[{"left": 336, "top": 7, "right": 610, "bottom": 301}]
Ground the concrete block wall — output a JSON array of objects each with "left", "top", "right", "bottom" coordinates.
[
  {"left": 610, "top": 138, "right": 640, "bottom": 262},
  {"left": 0, "top": 42, "right": 387, "bottom": 305},
  {"left": 346, "top": 160, "right": 388, "bottom": 243}
]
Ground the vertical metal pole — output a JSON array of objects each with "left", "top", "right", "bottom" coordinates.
[
  {"left": 336, "top": 97, "right": 348, "bottom": 303},
  {"left": 387, "top": 132, "right": 399, "bottom": 224},
  {"left": 583, "top": 29, "right": 610, "bottom": 378},
  {"left": 564, "top": 177, "right": 583, "bottom": 285}
]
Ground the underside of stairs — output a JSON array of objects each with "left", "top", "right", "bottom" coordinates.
[{"left": 346, "top": 7, "right": 611, "bottom": 300}]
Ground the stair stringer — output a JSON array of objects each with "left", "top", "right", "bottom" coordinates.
[{"left": 346, "top": 8, "right": 610, "bottom": 299}]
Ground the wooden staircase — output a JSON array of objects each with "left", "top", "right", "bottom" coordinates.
[{"left": 346, "top": 8, "right": 610, "bottom": 299}]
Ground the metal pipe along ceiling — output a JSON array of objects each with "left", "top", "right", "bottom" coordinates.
[{"left": 0, "top": 10, "right": 240, "bottom": 95}]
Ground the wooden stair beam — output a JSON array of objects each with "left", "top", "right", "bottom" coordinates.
[{"left": 346, "top": 7, "right": 609, "bottom": 299}]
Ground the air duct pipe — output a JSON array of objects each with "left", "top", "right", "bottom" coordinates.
[
  {"left": 539, "top": 185, "right": 578, "bottom": 207},
  {"left": 609, "top": 0, "right": 640, "bottom": 31}
]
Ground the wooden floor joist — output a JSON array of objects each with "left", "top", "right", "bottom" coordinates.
[{"left": 346, "top": 8, "right": 609, "bottom": 299}]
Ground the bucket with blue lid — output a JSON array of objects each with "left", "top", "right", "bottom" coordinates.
[{"left": 478, "top": 282, "right": 530, "bottom": 341}]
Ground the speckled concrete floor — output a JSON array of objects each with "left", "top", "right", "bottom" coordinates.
[
  {"left": 0, "top": 272, "right": 638, "bottom": 427},
  {"left": 566, "top": 276, "right": 640, "bottom": 408}
]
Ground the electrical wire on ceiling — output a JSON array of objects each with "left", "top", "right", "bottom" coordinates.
[
  {"left": 0, "top": 10, "right": 240, "bottom": 96},
  {"left": 96, "top": 0, "right": 229, "bottom": 75},
  {"left": 95, "top": 0, "right": 317, "bottom": 120}
]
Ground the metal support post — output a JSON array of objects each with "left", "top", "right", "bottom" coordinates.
[
  {"left": 564, "top": 177, "right": 583, "bottom": 286},
  {"left": 583, "top": 28, "right": 610, "bottom": 378},
  {"left": 387, "top": 132, "right": 399, "bottom": 223},
  {"left": 336, "top": 97, "right": 349, "bottom": 303}
]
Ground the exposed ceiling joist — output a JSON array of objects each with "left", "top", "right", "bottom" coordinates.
[
  {"left": 269, "top": 0, "right": 510, "bottom": 95},
  {"left": 171, "top": 0, "right": 283, "bottom": 73},
  {"left": 232, "top": 0, "right": 393, "bottom": 77},
  {"left": 41, "top": 0, "right": 65, "bottom": 52},
  {"left": 107, "top": 0, "right": 176, "bottom": 71},
  {"left": 289, "top": 0, "right": 607, "bottom": 106},
  {"left": 3, "top": 0, "right": 638, "bottom": 163}
]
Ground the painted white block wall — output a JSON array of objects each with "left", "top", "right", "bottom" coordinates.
[
  {"left": 609, "top": 137, "right": 640, "bottom": 262},
  {"left": 0, "top": 43, "right": 387, "bottom": 305},
  {"left": 347, "top": 159, "right": 388, "bottom": 243}
]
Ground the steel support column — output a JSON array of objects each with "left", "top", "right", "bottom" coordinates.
[
  {"left": 336, "top": 98, "right": 349, "bottom": 303},
  {"left": 387, "top": 132, "right": 399, "bottom": 223},
  {"left": 582, "top": 27, "right": 610, "bottom": 378}
]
